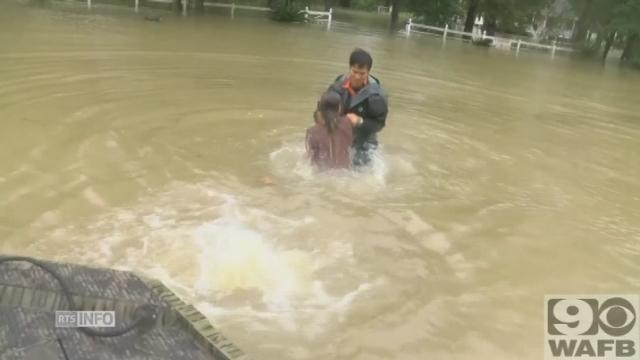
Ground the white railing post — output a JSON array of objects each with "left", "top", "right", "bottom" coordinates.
[
  {"left": 135, "top": 0, "right": 139, "bottom": 12},
  {"left": 182, "top": 0, "right": 187, "bottom": 16},
  {"left": 87, "top": 0, "right": 91, "bottom": 10},
  {"left": 304, "top": 6, "right": 309, "bottom": 20},
  {"left": 517, "top": 39, "right": 521, "bottom": 55},
  {"left": 443, "top": 24, "right": 448, "bottom": 41},
  {"left": 231, "top": 2, "right": 235, "bottom": 18},
  {"left": 406, "top": 18, "right": 412, "bottom": 37},
  {"left": 551, "top": 40, "right": 557, "bottom": 58},
  {"left": 327, "top": 8, "right": 332, "bottom": 30}
]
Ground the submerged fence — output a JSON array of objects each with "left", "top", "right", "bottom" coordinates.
[
  {"left": 82, "top": 0, "right": 332, "bottom": 25},
  {"left": 406, "top": 18, "right": 574, "bottom": 57}
]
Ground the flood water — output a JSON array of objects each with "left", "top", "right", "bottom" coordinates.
[{"left": 1, "top": 2, "right": 640, "bottom": 359}]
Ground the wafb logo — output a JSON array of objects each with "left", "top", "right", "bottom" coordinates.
[{"left": 545, "top": 295, "right": 639, "bottom": 360}]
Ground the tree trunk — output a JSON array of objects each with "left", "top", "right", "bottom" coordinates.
[
  {"left": 621, "top": 33, "right": 639, "bottom": 64},
  {"left": 572, "top": 0, "right": 593, "bottom": 43},
  {"left": 601, "top": 31, "right": 615, "bottom": 63},
  {"left": 389, "top": 0, "right": 400, "bottom": 32},
  {"left": 464, "top": 0, "right": 480, "bottom": 33}
]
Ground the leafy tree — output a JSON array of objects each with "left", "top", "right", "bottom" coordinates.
[
  {"left": 610, "top": 0, "right": 640, "bottom": 65},
  {"left": 406, "top": 0, "right": 461, "bottom": 27}
]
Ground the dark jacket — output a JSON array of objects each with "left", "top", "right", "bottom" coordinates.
[
  {"left": 327, "top": 74, "right": 389, "bottom": 149},
  {"left": 305, "top": 115, "right": 353, "bottom": 170}
]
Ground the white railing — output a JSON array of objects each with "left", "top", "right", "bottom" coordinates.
[
  {"left": 84, "top": 0, "right": 270, "bottom": 17},
  {"left": 204, "top": 2, "right": 271, "bottom": 18},
  {"left": 405, "top": 18, "right": 574, "bottom": 57},
  {"left": 88, "top": 0, "right": 330, "bottom": 22},
  {"left": 299, "top": 6, "right": 332, "bottom": 29},
  {"left": 144, "top": 0, "right": 188, "bottom": 15},
  {"left": 377, "top": 5, "right": 391, "bottom": 14}
]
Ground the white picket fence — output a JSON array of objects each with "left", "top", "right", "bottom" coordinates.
[
  {"left": 299, "top": 6, "right": 332, "bottom": 29},
  {"left": 203, "top": 2, "right": 271, "bottom": 18},
  {"left": 376, "top": 5, "right": 391, "bottom": 14},
  {"left": 141, "top": 0, "right": 271, "bottom": 16},
  {"left": 405, "top": 18, "right": 574, "bottom": 57},
  {"left": 83, "top": 0, "right": 331, "bottom": 23}
]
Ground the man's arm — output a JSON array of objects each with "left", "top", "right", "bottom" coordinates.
[{"left": 356, "top": 93, "right": 388, "bottom": 134}]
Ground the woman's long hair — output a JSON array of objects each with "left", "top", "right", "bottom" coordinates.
[
  {"left": 317, "top": 109, "right": 338, "bottom": 134},
  {"left": 315, "top": 92, "right": 342, "bottom": 165},
  {"left": 316, "top": 91, "right": 341, "bottom": 134}
]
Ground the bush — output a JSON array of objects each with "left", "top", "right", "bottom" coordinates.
[
  {"left": 575, "top": 42, "right": 601, "bottom": 59},
  {"left": 352, "top": 0, "right": 379, "bottom": 11},
  {"left": 270, "top": 0, "right": 304, "bottom": 21}
]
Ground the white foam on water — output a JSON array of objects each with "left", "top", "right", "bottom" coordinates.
[
  {"left": 82, "top": 186, "right": 107, "bottom": 207},
  {"left": 268, "top": 141, "right": 314, "bottom": 180},
  {"left": 192, "top": 218, "right": 309, "bottom": 306},
  {"left": 268, "top": 140, "right": 393, "bottom": 192},
  {"left": 30, "top": 181, "right": 375, "bottom": 334},
  {"left": 266, "top": 138, "right": 425, "bottom": 207}
]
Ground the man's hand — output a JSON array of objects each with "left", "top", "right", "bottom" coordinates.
[{"left": 346, "top": 113, "right": 363, "bottom": 127}]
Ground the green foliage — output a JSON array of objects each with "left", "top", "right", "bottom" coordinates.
[
  {"left": 569, "top": 0, "right": 640, "bottom": 38},
  {"left": 482, "top": 0, "right": 552, "bottom": 34},
  {"left": 407, "top": 0, "right": 461, "bottom": 26},
  {"left": 270, "top": 0, "right": 305, "bottom": 21},
  {"left": 608, "top": 0, "right": 640, "bottom": 34},
  {"left": 351, "top": 0, "right": 380, "bottom": 11},
  {"left": 576, "top": 40, "right": 603, "bottom": 56},
  {"left": 404, "top": 0, "right": 553, "bottom": 34}
]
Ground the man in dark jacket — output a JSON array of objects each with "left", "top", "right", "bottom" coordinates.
[{"left": 327, "top": 48, "right": 389, "bottom": 167}]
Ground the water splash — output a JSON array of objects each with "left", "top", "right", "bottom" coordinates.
[
  {"left": 28, "top": 180, "right": 376, "bottom": 333},
  {"left": 268, "top": 139, "right": 391, "bottom": 187}
]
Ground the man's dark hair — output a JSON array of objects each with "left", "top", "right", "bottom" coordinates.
[{"left": 349, "top": 48, "right": 373, "bottom": 70}]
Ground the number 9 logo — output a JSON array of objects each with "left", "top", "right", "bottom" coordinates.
[{"left": 549, "top": 298, "right": 596, "bottom": 336}]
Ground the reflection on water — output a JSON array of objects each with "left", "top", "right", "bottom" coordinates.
[{"left": 1, "top": 1, "right": 640, "bottom": 359}]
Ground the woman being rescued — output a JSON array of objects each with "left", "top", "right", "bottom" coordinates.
[{"left": 305, "top": 91, "right": 353, "bottom": 171}]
